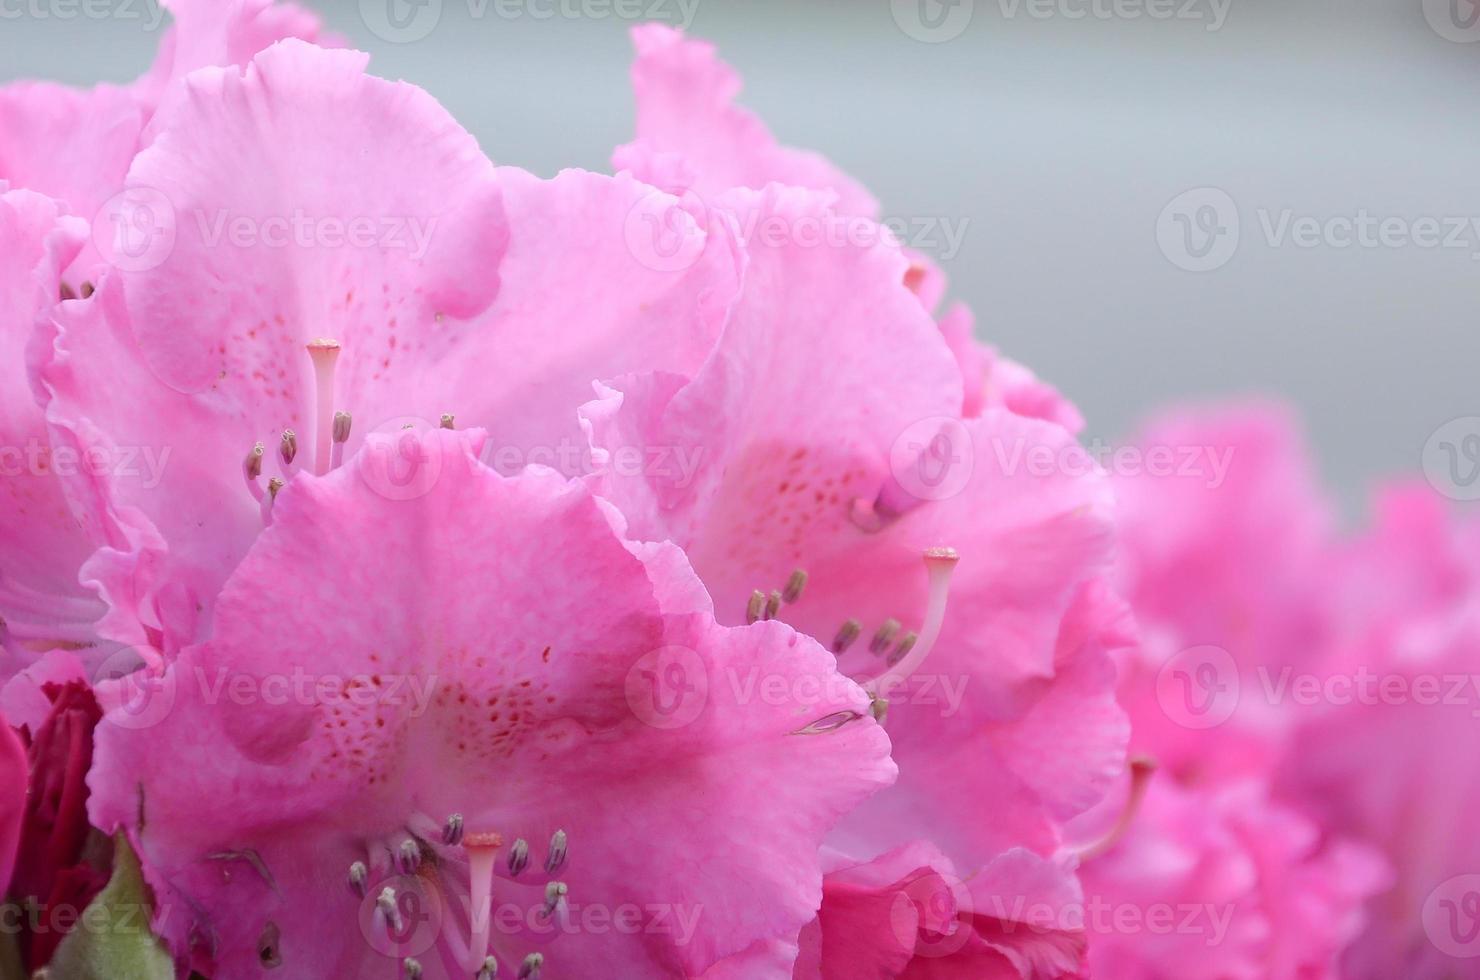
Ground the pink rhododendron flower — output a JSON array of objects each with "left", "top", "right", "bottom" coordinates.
[
  {"left": 591, "top": 28, "right": 1131, "bottom": 978},
  {"left": 1094, "top": 403, "right": 1390, "bottom": 977},
  {"left": 34, "top": 39, "right": 739, "bottom": 661},
  {"left": 1280, "top": 483, "right": 1480, "bottom": 977},
  {"left": 1109, "top": 404, "right": 1334, "bottom": 781},
  {"left": 0, "top": 0, "right": 325, "bottom": 278},
  {"left": 89, "top": 428, "right": 894, "bottom": 978},
  {"left": 0, "top": 0, "right": 329, "bottom": 673},
  {"left": 1070, "top": 772, "right": 1387, "bottom": 980}
]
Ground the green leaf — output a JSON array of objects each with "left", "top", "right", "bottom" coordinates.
[{"left": 44, "top": 835, "right": 174, "bottom": 980}]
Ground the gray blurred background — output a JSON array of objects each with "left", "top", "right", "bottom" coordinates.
[{"left": 5, "top": 0, "right": 1478, "bottom": 512}]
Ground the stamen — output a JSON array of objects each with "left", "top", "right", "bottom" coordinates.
[
  {"left": 783, "top": 569, "right": 807, "bottom": 604},
  {"left": 869, "top": 619, "right": 901, "bottom": 655},
  {"left": 745, "top": 590, "right": 765, "bottom": 625},
  {"left": 544, "top": 830, "right": 567, "bottom": 874},
  {"left": 397, "top": 839, "right": 421, "bottom": 875},
  {"left": 763, "top": 590, "right": 782, "bottom": 622},
  {"left": 262, "top": 477, "right": 284, "bottom": 524},
  {"left": 331, "top": 411, "right": 352, "bottom": 469},
  {"left": 443, "top": 813, "right": 465, "bottom": 846},
  {"left": 869, "top": 696, "right": 888, "bottom": 724},
  {"left": 59, "top": 282, "right": 76, "bottom": 302},
  {"left": 464, "top": 833, "right": 503, "bottom": 972},
  {"left": 405, "top": 958, "right": 423, "bottom": 979},
  {"left": 541, "top": 881, "right": 568, "bottom": 919},
  {"left": 1077, "top": 756, "right": 1156, "bottom": 861},
  {"left": 306, "top": 339, "right": 341, "bottom": 475},
  {"left": 862, "top": 548, "right": 959, "bottom": 698},
  {"left": 886, "top": 632, "right": 918, "bottom": 667},
  {"left": 507, "top": 838, "right": 529, "bottom": 877},
  {"left": 243, "top": 442, "right": 265, "bottom": 486},
  {"left": 80, "top": 281, "right": 95, "bottom": 299},
  {"left": 440, "top": 413, "right": 456, "bottom": 430},
  {"left": 519, "top": 953, "right": 544, "bottom": 980},
  {"left": 477, "top": 957, "right": 499, "bottom": 980},
  {"left": 348, "top": 861, "right": 368, "bottom": 898},
  {"left": 279, "top": 429, "right": 298, "bottom": 468},
  {"left": 831, "top": 619, "right": 862, "bottom": 654},
  {"left": 376, "top": 887, "right": 404, "bottom": 934}
]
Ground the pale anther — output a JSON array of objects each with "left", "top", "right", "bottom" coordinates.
[
  {"left": 508, "top": 838, "right": 530, "bottom": 876},
  {"left": 745, "top": 590, "right": 765, "bottom": 625},
  {"left": 243, "top": 442, "right": 265, "bottom": 481},
  {"left": 348, "top": 861, "right": 368, "bottom": 897},
  {"left": 405, "top": 957, "right": 423, "bottom": 979},
  {"left": 377, "top": 887, "right": 403, "bottom": 933},
  {"left": 831, "top": 619, "right": 862, "bottom": 654},
  {"left": 443, "top": 813, "right": 465, "bottom": 846},
  {"left": 279, "top": 429, "right": 297, "bottom": 466},
  {"left": 440, "top": 413, "right": 456, "bottom": 429},
  {"left": 783, "top": 569, "right": 808, "bottom": 604},
  {"left": 477, "top": 956, "right": 499, "bottom": 980},
  {"left": 397, "top": 839, "right": 421, "bottom": 874},
  {"left": 542, "top": 881, "right": 568, "bottom": 918},
  {"left": 763, "top": 590, "right": 782, "bottom": 621},
  {"left": 886, "top": 631, "right": 918, "bottom": 667},
  {"left": 869, "top": 618, "right": 901, "bottom": 654},
  {"left": 545, "top": 829, "right": 568, "bottom": 874},
  {"left": 519, "top": 953, "right": 544, "bottom": 980}
]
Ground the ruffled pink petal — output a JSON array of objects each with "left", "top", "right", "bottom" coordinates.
[
  {"left": 0, "top": 86, "right": 143, "bottom": 251},
  {"left": 38, "top": 40, "right": 506, "bottom": 652},
  {"left": 132, "top": 0, "right": 328, "bottom": 111},
  {"left": 0, "top": 189, "right": 103, "bottom": 652},
  {"left": 1077, "top": 778, "right": 1383, "bottom": 980},
  {"left": 617, "top": 25, "right": 877, "bottom": 217},
  {"left": 1112, "top": 402, "right": 1335, "bottom": 781},
  {"left": 89, "top": 429, "right": 893, "bottom": 977}
]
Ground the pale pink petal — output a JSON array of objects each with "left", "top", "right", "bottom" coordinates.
[
  {"left": 89, "top": 429, "right": 893, "bottom": 978},
  {"left": 617, "top": 25, "right": 877, "bottom": 217},
  {"left": 0, "top": 189, "right": 103, "bottom": 653}
]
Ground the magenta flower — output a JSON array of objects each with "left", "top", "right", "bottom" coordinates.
[{"left": 86, "top": 428, "right": 893, "bottom": 977}]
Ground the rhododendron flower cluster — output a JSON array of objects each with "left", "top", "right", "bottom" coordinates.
[{"left": 0, "top": 3, "right": 1473, "bottom": 978}]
